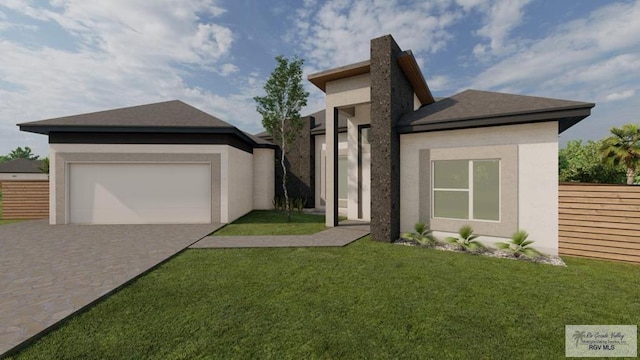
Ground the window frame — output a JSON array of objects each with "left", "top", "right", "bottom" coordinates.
[
  {"left": 419, "top": 145, "right": 518, "bottom": 238},
  {"left": 431, "top": 159, "right": 501, "bottom": 222}
]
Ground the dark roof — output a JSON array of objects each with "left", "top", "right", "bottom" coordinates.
[
  {"left": 18, "top": 100, "right": 275, "bottom": 149},
  {"left": 242, "top": 131, "right": 274, "bottom": 146},
  {"left": 0, "top": 159, "right": 43, "bottom": 173},
  {"left": 19, "top": 100, "right": 234, "bottom": 131},
  {"left": 397, "top": 89, "right": 595, "bottom": 134}
]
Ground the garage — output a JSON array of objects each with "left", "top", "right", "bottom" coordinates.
[
  {"left": 18, "top": 100, "right": 275, "bottom": 225},
  {"left": 69, "top": 163, "right": 211, "bottom": 224}
]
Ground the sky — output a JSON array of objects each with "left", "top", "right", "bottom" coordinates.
[{"left": 0, "top": 0, "right": 639, "bottom": 157}]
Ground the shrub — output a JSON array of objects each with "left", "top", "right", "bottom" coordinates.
[
  {"left": 495, "top": 230, "right": 546, "bottom": 258},
  {"left": 400, "top": 222, "right": 438, "bottom": 246},
  {"left": 272, "top": 196, "right": 286, "bottom": 211},
  {"left": 273, "top": 197, "right": 306, "bottom": 213},
  {"left": 445, "top": 225, "right": 486, "bottom": 252},
  {"left": 294, "top": 197, "right": 306, "bottom": 213}
]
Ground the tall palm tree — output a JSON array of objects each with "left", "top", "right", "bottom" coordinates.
[{"left": 600, "top": 124, "right": 640, "bottom": 185}]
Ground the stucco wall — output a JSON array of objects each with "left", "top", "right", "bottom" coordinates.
[
  {"left": 347, "top": 104, "right": 371, "bottom": 220},
  {"left": 226, "top": 147, "right": 254, "bottom": 223},
  {"left": 399, "top": 121, "right": 559, "bottom": 255},
  {"left": 48, "top": 143, "right": 253, "bottom": 224},
  {"left": 253, "top": 148, "right": 275, "bottom": 210},
  {"left": 314, "top": 133, "right": 348, "bottom": 210},
  {"left": 324, "top": 73, "right": 371, "bottom": 226}
]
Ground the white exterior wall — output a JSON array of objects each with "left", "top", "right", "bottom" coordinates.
[
  {"left": 518, "top": 141, "right": 558, "bottom": 254},
  {"left": 314, "top": 133, "right": 347, "bottom": 211},
  {"left": 252, "top": 148, "right": 275, "bottom": 210},
  {"left": 399, "top": 122, "right": 559, "bottom": 255},
  {"left": 314, "top": 134, "right": 325, "bottom": 209},
  {"left": 324, "top": 73, "right": 371, "bottom": 226},
  {"left": 226, "top": 147, "right": 254, "bottom": 222},
  {"left": 346, "top": 104, "right": 371, "bottom": 220},
  {"left": 48, "top": 143, "right": 255, "bottom": 224}
]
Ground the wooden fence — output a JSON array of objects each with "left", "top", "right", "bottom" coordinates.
[
  {"left": 559, "top": 183, "right": 640, "bottom": 264},
  {"left": 0, "top": 180, "right": 49, "bottom": 220}
]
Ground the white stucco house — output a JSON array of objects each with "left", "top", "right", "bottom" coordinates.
[{"left": 19, "top": 34, "right": 594, "bottom": 255}]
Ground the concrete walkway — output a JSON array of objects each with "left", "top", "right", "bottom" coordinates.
[
  {"left": 0, "top": 220, "right": 223, "bottom": 357},
  {"left": 191, "top": 221, "right": 370, "bottom": 248}
]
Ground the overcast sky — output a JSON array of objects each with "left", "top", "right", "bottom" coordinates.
[{"left": 1, "top": 0, "right": 638, "bottom": 157}]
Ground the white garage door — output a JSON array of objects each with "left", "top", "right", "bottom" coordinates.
[{"left": 69, "top": 163, "right": 211, "bottom": 224}]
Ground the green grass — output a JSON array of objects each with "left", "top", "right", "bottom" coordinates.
[
  {"left": 9, "top": 238, "right": 640, "bottom": 359},
  {"left": 212, "top": 210, "right": 327, "bottom": 236}
]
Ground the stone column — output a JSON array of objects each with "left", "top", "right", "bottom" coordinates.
[{"left": 370, "top": 35, "right": 414, "bottom": 242}]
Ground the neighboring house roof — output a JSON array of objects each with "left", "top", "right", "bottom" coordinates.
[
  {"left": 0, "top": 159, "right": 43, "bottom": 173},
  {"left": 19, "top": 100, "right": 275, "bottom": 149},
  {"left": 397, "top": 90, "right": 595, "bottom": 134}
]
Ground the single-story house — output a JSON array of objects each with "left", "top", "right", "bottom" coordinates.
[
  {"left": 0, "top": 159, "right": 48, "bottom": 182},
  {"left": 19, "top": 34, "right": 594, "bottom": 255}
]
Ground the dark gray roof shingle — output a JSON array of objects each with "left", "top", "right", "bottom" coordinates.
[
  {"left": 18, "top": 100, "right": 276, "bottom": 149},
  {"left": 19, "top": 100, "right": 234, "bottom": 129},
  {"left": 398, "top": 89, "right": 594, "bottom": 133}
]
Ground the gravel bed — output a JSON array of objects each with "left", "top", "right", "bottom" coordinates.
[{"left": 394, "top": 240, "right": 566, "bottom": 266}]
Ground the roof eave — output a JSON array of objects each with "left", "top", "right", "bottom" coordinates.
[
  {"left": 397, "top": 107, "right": 593, "bottom": 134},
  {"left": 19, "top": 125, "right": 238, "bottom": 135},
  {"left": 19, "top": 125, "right": 277, "bottom": 149},
  {"left": 307, "top": 60, "right": 371, "bottom": 92},
  {"left": 396, "top": 51, "right": 435, "bottom": 106}
]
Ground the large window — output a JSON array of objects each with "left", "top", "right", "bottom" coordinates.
[{"left": 432, "top": 159, "right": 500, "bottom": 221}]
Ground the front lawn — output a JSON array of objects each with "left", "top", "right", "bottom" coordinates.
[
  {"left": 9, "top": 238, "right": 640, "bottom": 359},
  {"left": 212, "top": 210, "right": 327, "bottom": 236}
]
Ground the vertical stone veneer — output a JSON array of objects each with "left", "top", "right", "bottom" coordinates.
[{"left": 370, "top": 35, "right": 415, "bottom": 242}]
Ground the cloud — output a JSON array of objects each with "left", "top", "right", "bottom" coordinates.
[
  {"left": 605, "top": 89, "right": 635, "bottom": 102},
  {"left": 468, "top": 0, "right": 640, "bottom": 102},
  {"left": 0, "top": 1, "right": 269, "bottom": 156},
  {"left": 219, "top": 63, "right": 239, "bottom": 76},
  {"left": 471, "top": 0, "right": 531, "bottom": 59},
  {"left": 292, "top": 0, "right": 462, "bottom": 71},
  {"left": 427, "top": 75, "right": 450, "bottom": 91}
]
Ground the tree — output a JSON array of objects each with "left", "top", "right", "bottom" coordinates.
[
  {"left": 559, "top": 140, "right": 625, "bottom": 184},
  {"left": 39, "top": 157, "right": 50, "bottom": 174},
  {"left": 5, "top": 146, "right": 40, "bottom": 161},
  {"left": 254, "top": 55, "right": 309, "bottom": 221},
  {"left": 600, "top": 124, "right": 640, "bottom": 185}
]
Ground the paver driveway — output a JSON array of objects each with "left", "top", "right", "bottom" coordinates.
[{"left": 0, "top": 220, "right": 222, "bottom": 356}]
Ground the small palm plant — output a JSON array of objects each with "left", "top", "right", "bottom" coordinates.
[
  {"left": 495, "top": 230, "right": 545, "bottom": 258},
  {"left": 400, "top": 222, "right": 438, "bottom": 246},
  {"left": 445, "top": 225, "right": 485, "bottom": 252}
]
